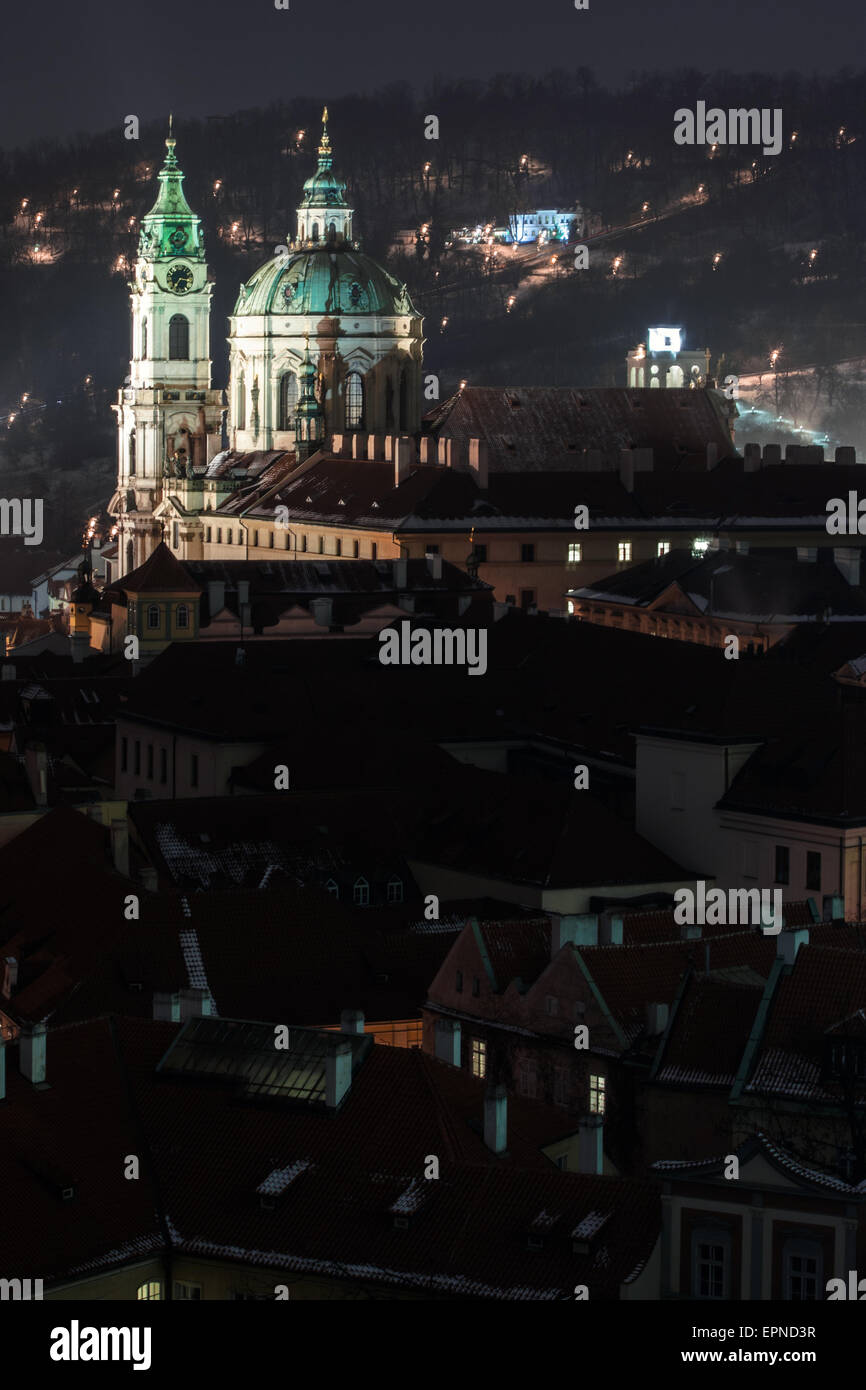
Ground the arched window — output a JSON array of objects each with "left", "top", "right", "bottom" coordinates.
[
  {"left": 136, "top": 1282, "right": 161, "bottom": 1301},
  {"left": 176, "top": 604, "right": 189, "bottom": 630},
  {"left": 126, "top": 540, "right": 134, "bottom": 574},
  {"left": 128, "top": 430, "right": 136, "bottom": 475},
  {"left": 327, "top": 220, "right": 337, "bottom": 242},
  {"left": 353, "top": 876, "right": 370, "bottom": 906},
  {"left": 345, "top": 371, "right": 364, "bottom": 429},
  {"left": 147, "top": 605, "right": 160, "bottom": 629},
  {"left": 141, "top": 318, "right": 147, "bottom": 358},
  {"left": 236, "top": 372, "right": 246, "bottom": 431},
  {"left": 311, "top": 221, "right": 319, "bottom": 242},
  {"left": 278, "top": 373, "right": 298, "bottom": 429},
  {"left": 325, "top": 878, "right": 339, "bottom": 898},
  {"left": 399, "top": 370, "right": 408, "bottom": 432},
  {"left": 169, "top": 314, "right": 189, "bottom": 360}
]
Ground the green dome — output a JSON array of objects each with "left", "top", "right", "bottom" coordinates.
[
  {"left": 233, "top": 247, "right": 417, "bottom": 318},
  {"left": 301, "top": 169, "right": 347, "bottom": 206}
]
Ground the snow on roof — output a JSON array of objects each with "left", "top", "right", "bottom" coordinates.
[
  {"left": 256, "top": 1159, "right": 313, "bottom": 1197},
  {"left": 572, "top": 1210, "right": 611, "bottom": 1240},
  {"left": 390, "top": 1178, "right": 430, "bottom": 1215}
]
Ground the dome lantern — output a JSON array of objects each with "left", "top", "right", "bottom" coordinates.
[{"left": 295, "top": 106, "right": 354, "bottom": 246}]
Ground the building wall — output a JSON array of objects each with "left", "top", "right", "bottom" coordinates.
[{"left": 116, "top": 719, "right": 265, "bottom": 801}]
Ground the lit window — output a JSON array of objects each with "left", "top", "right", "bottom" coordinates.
[
  {"left": 657, "top": 540, "right": 671, "bottom": 556},
  {"left": 345, "top": 371, "right": 364, "bottom": 429},
  {"left": 692, "top": 537, "right": 711, "bottom": 555},
  {"left": 386, "top": 876, "right": 403, "bottom": 903},
  {"left": 471, "top": 1038, "right": 486, "bottom": 1078},
  {"left": 618, "top": 541, "right": 632, "bottom": 563},
  {"left": 568, "top": 542, "right": 582, "bottom": 563},
  {"left": 353, "top": 876, "right": 369, "bottom": 906},
  {"left": 137, "top": 1281, "right": 161, "bottom": 1300},
  {"left": 590, "top": 1074, "right": 606, "bottom": 1114}
]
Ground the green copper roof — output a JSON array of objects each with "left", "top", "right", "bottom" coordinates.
[
  {"left": 233, "top": 247, "right": 417, "bottom": 318},
  {"left": 138, "top": 125, "right": 205, "bottom": 262},
  {"left": 300, "top": 106, "right": 348, "bottom": 210}
]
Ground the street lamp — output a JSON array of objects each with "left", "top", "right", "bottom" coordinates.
[{"left": 770, "top": 348, "right": 781, "bottom": 414}]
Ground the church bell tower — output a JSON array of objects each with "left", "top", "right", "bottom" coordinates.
[{"left": 110, "top": 121, "right": 224, "bottom": 574}]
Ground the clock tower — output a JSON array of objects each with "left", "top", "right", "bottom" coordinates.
[{"left": 110, "top": 122, "right": 224, "bottom": 574}]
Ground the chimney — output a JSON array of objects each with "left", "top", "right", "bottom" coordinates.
[
  {"left": 823, "top": 894, "right": 845, "bottom": 921},
  {"left": 26, "top": 742, "right": 48, "bottom": 806},
  {"left": 340, "top": 1009, "right": 365, "bottom": 1035},
  {"left": 577, "top": 1114, "right": 603, "bottom": 1174},
  {"left": 351, "top": 432, "right": 367, "bottom": 460},
  {"left": 110, "top": 819, "right": 129, "bottom": 877},
  {"left": 208, "top": 580, "right": 225, "bottom": 616},
  {"left": 434, "top": 1018, "right": 461, "bottom": 1065},
  {"left": 419, "top": 436, "right": 436, "bottom": 465},
  {"left": 20, "top": 1022, "right": 47, "bottom": 1086},
  {"left": 153, "top": 991, "right": 181, "bottom": 1021},
  {"left": 237, "top": 579, "right": 250, "bottom": 607},
  {"left": 835, "top": 548, "right": 861, "bottom": 587},
  {"left": 777, "top": 927, "right": 809, "bottom": 967},
  {"left": 483, "top": 1084, "right": 507, "bottom": 1155},
  {"left": 468, "top": 438, "right": 489, "bottom": 489},
  {"left": 310, "top": 597, "right": 333, "bottom": 628},
  {"left": 1, "top": 664, "right": 16, "bottom": 681},
  {"left": 180, "top": 988, "right": 213, "bottom": 1020},
  {"left": 743, "top": 443, "right": 761, "bottom": 472},
  {"left": 394, "top": 557, "right": 408, "bottom": 589},
  {"left": 325, "top": 1036, "right": 353, "bottom": 1108},
  {"left": 599, "top": 913, "right": 624, "bottom": 946},
  {"left": 395, "top": 436, "right": 413, "bottom": 487},
  {"left": 619, "top": 449, "right": 635, "bottom": 494},
  {"left": 426, "top": 552, "right": 443, "bottom": 580},
  {"left": 2, "top": 956, "right": 18, "bottom": 998},
  {"left": 835, "top": 446, "right": 856, "bottom": 466},
  {"left": 645, "top": 1001, "right": 669, "bottom": 1036},
  {"left": 706, "top": 442, "right": 719, "bottom": 469},
  {"left": 366, "top": 434, "right": 384, "bottom": 462},
  {"left": 552, "top": 914, "right": 598, "bottom": 956}
]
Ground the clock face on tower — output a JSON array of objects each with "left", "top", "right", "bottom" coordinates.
[{"left": 167, "top": 263, "right": 194, "bottom": 294}]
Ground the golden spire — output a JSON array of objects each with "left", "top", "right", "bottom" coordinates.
[{"left": 319, "top": 105, "right": 331, "bottom": 157}]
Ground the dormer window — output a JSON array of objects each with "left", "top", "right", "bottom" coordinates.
[
  {"left": 325, "top": 878, "right": 339, "bottom": 898},
  {"left": 387, "top": 877, "right": 403, "bottom": 904},
  {"left": 353, "top": 876, "right": 369, "bottom": 906}
]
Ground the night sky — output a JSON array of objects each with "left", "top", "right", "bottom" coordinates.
[{"left": 1, "top": 0, "right": 862, "bottom": 149}]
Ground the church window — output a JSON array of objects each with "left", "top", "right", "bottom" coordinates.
[
  {"left": 311, "top": 221, "right": 320, "bottom": 242},
  {"left": 129, "top": 431, "right": 136, "bottom": 476},
  {"left": 236, "top": 373, "right": 246, "bottom": 431},
  {"left": 177, "top": 604, "right": 189, "bottom": 630},
  {"left": 126, "top": 540, "right": 134, "bottom": 573},
  {"left": 399, "top": 370, "right": 408, "bottom": 432},
  {"left": 353, "top": 877, "right": 370, "bottom": 906},
  {"left": 147, "top": 604, "right": 160, "bottom": 629},
  {"left": 172, "top": 522, "right": 179, "bottom": 549},
  {"left": 327, "top": 221, "right": 337, "bottom": 242},
  {"left": 168, "top": 314, "right": 189, "bottom": 360},
  {"left": 345, "top": 371, "right": 364, "bottom": 430},
  {"left": 278, "top": 373, "right": 298, "bottom": 429},
  {"left": 142, "top": 318, "right": 147, "bottom": 358}
]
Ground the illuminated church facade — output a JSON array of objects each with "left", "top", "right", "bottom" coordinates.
[{"left": 110, "top": 110, "right": 424, "bottom": 572}]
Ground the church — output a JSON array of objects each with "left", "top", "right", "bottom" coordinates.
[{"left": 109, "top": 110, "right": 425, "bottom": 573}]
